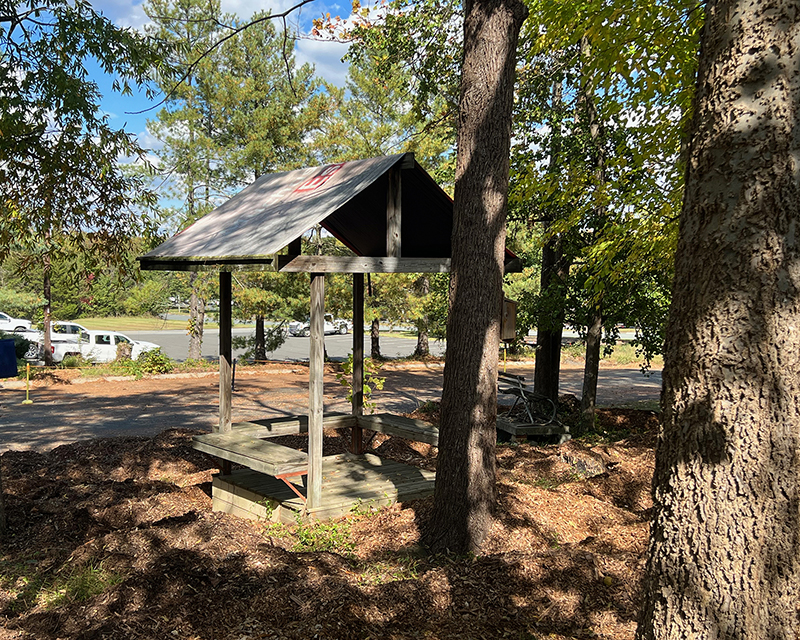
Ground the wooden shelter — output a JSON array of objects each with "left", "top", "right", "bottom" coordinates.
[{"left": 139, "top": 153, "right": 519, "bottom": 521}]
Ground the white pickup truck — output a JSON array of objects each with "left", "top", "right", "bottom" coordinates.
[
  {"left": 42, "top": 330, "right": 161, "bottom": 364},
  {"left": 0, "top": 312, "right": 32, "bottom": 333}
]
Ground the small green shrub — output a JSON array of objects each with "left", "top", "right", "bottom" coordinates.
[
  {"left": 562, "top": 342, "right": 585, "bottom": 359},
  {"left": 175, "top": 358, "right": 217, "bottom": 372},
  {"left": 61, "top": 355, "right": 83, "bottom": 369},
  {"left": 136, "top": 348, "right": 173, "bottom": 375},
  {"left": 335, "top": 355, "right": 385, "bottom": 413}
]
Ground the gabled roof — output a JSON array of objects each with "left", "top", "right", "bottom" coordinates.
[{"left": 139, "top": 153, "right": 456, "bottom": 271}]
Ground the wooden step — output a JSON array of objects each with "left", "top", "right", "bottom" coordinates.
[{"left": 194, "top": 431, "right": 309, "bottom": 476}]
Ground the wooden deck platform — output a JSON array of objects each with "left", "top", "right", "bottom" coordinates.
[{"left": 212, "top": 453, "right": 436, "bottom": 523}]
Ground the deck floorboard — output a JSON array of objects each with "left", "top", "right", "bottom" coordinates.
[{"left": 212, "top": 453, "right": 435, "bottom": 523}]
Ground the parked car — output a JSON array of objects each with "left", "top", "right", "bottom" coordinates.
[
  {"left": 288, "top": 315, "right": 352, "bottom": 337},
  {"left": 0, "top": 312, "right": 32, "bottom": 333}
]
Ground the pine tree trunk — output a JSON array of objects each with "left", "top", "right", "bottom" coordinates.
[
  {"left": 187, "top": 273, "right": 205, "bottom": 360},
  {"left": 424, "top": 0, "right": 527, "bottom": 555},
  {"left": 254, "top": 315, "right": 266, "bottom": 362},
  {"left": 636, "top": 0, "right": 800, "bottom": 636},
  {"left": 370, "top": 318, "right": 381, "bottom": 360}
]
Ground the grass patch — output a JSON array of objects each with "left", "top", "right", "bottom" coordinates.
[
  {"left": 561, "top": 341, "right": 663, "bottom": 368},
  {"left": 292, "top": 517, "right": 355, "bottom": 555},
  {"left": 76, "top": 316, "right": 194, "bottom": 331},
  {"left": 356, "top": 554, "right": 422, "bottom": 585},
  {"left": 0, "top": 557, "right": 122, "bottom": 612}
]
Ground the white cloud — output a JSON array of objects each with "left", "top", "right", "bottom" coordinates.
[
  {"left": 137, "top": 129, "right": 164, "bottom": 152},
  {"left": 295, "top": 36, "right": 350, "bottom": 87},
  {"left": 95, "top": 0, "right": 149, "bottom": 28}
]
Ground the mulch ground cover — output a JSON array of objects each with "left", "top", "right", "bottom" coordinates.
[{"left": 0, "top": 406, "right": 659, "bottom": 640}]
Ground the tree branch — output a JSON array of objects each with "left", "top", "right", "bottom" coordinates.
[{"left": 129, "top": 0, "right": 315, "bottom": 115}]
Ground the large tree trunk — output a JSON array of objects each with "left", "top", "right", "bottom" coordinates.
[
  {"left": 424, "top": 0, "right": 527, "bottom": 555},
  {"left": 636, "top": 0, "right": 800, "bottom": 637}
]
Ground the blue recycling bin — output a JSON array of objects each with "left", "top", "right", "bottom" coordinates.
[{"left": 0, "top": 338, "right": 18, "bottom": 378}]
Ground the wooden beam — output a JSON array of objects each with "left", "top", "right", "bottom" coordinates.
[
  {"left": 351, "top": 273, "right": 365, "bottom": 454},
  {"left": 138, "top": 257, "right": 275, "bottom": 272},
  {"left": 308, "top": 273, "right": 325, "bottom": 509},
  {"left": 219, "top": 271, "right": 232, "bottom": 433},
  {"left": 287, "top": 237, "right": 301, "bottom": 256},
  {"left": 277, "top": 255, "right": 451, "bottom": 273},
  {"left": 387, "top": 165, "right": 401, "bottom": 257}
]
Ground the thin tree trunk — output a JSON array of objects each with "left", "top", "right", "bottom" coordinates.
[
  {"left": 187, "top": 273, "right": 204, "bottom": 360},
  {"left": 424, "top": 0, "right": 527, "bottom": 555},
  {"left": 414, "top": 275, "right": 430, "bottom": 357},
  {"left": 42, "top": 253, "right": 53, "bottom": 367},
  {"left": 533, "top": 237, "right": 567, "bottom": 404},
  {"left": 370, "top": 318, "right": 381, "bottom": 360},
  {"left": 577, "top": 37, "right": 606, "bottom": 426},
  {"left": 533, "top": 80, "right": 566, "bottom": 405},
  {"left": 579, "top": 309, "right": 602, "bottom": 428},
  {"left": 254, "top": 315, "right": 266, "bottom": 362},
  {"left": 636, "top": 0, "right": 800, "bottom": 636}
]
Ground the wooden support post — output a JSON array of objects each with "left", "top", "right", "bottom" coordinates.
[
  {"left": 351, "top": 272, "right": 365, "bottom": 454},
  {"left": 308, "top": 273, "right": 325, "bottom": 509},
  {"left": 218, "top": 270, "right": 232, "bottom": 434},
  {"left": 386, "top": 165, "right": 402, "bottom": 257}
]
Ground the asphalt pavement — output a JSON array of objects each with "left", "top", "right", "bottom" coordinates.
[{"left": 125, "top": 328, "right": 446, "bottom": 362}]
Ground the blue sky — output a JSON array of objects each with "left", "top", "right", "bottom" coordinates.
[{"left": 91, "top": 0, "right": 352, "bottom": 152}]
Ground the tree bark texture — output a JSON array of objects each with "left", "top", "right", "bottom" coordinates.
[
  {"left": 414, "top": 275, "right": 431, "bottom": 357},
  {"left": 42, "top": 253, "right": 53, "bottom": 367},
  {"left": 187, "top": 273, "right": 205, "bottom": 361},
  {"left": 533, "top": 80, "right": 567, "bottom": 404},
  {"left": 533, "top": 234, "right": 568, "bottom": 404},
  {"left": 424, "top": 0, "right": 527, "bottom": 554},
  {"left": 580, "top": 309, "right": 602, "bottom": 424},
  {"left": 254, "top": 316, "right": 266, "bottom": 362},
  {"left": 637, "top": 0, "right": 800, "bottom": 637},
  {"left": 370, "top": 318, "right": 381, "bottom": 360}
]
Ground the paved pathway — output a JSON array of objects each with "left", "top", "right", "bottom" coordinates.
[{"left": 0, "top": 363, "right": 661, "bottom": 452}]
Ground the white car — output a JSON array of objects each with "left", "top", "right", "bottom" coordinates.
[
  {"left": 0, "top": 312, "right": 32, "bottom": 333},
  {"left": 77, "top": 330, "right": 160, "bottom": 363},
  {"left": 288, "top": 315, "right": 352, "bottom": 337}
]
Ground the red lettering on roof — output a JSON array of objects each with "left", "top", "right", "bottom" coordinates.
[{"left": 293, "top": 163, "right": 345, "bottom": 193}]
